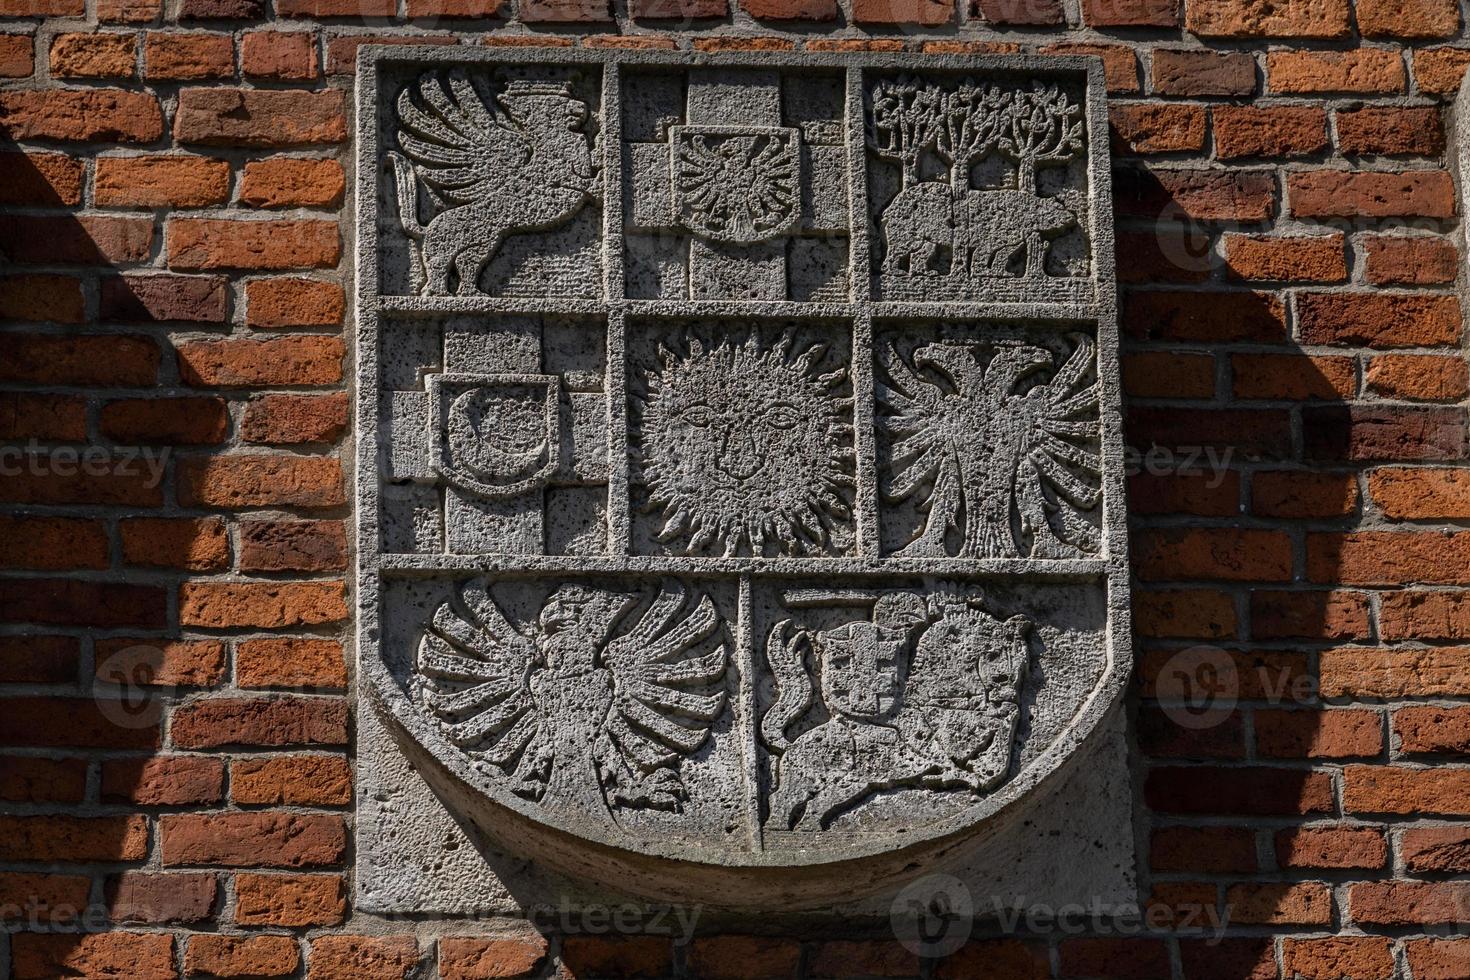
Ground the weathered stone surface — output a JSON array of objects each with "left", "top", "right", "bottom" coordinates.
[{"left": 356, "top": 47, "right": 1129, "bottom": 913}]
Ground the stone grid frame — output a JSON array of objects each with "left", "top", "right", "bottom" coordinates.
[{"left": 353, "top": 45, "right": 1131, "bottom": 880}]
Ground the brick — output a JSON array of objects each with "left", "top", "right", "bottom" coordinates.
[
  {"left": 1121, "top": 351, "right": 1214, "bottom": 398},
  {"left": 1401, "top": 827, "right": 1470, "bottom": 874},
  {"left": 0, "top": 274, "right": 84, "bottom": 323},
  {"left": 179, "top": 581, "right": 348, "bottom": 628},
  {"left": 0, "top": 757, "right": 86, "bottom": 803},
  {"left": 1395, "top": 705, "right": 1470, "bottom": 754},
  {"left": 1146, "top": 766, "right": 1332, "bottom": 814},
  {"left": 518, "top": 0, "right": 610, "bottom": 18},
  {"left": 1150, "top": 48, "right": 1255, "bottom": 96},
  {"left": 0, "top": 151, "right": 83, "bottom": 205},
  {"left": 246, "top": 277, "right": 344, "bottom": 327},
  {"left": 1082, "top": 0, "right": 1174, "bottom": 26},
  {"left": 1224, "top": 882, "right": 1332, "bottom": 924},
  {"left": 96, "top": 636, "right": 225, "bottom": 688},
  {"left": 0, "top": 635, "right": 79, "bottom": 684},
  {"left": 179, "top": 0, "right": 262, "bottom": 13},
  {"left": 0, "top": 0, "right": 82, "bottom": 9},
  {"left": 1131, "top": 407, "right": 1290, "bottom": 459},
  {"left": 1405, "top": 940, "right": 1470, "bottom": 980},
  {"left": 1280, "top": 937, "right": 1394, "bottom": 980},
  {"left": 179, "top": 455, "right": 344, "bottom": 508},
  {"left": 0, "top": 814, "right": 149, "bottom": 861},
  {"left": 687, "top": 935, "right": 800, "bottom": 979},
  {"left": 438, "top": 936, "right": 549, "bottom": 980},
  {"left": 0, "top": 579, "right": 166, "bottom": 629},
  {"left": 0, "top": 393, "right": 86, "bottom": 441},
  {"left": 974, "top": 0, "right": 1062, "bottom": 25},
  {"left": 1110, "top": 103, "right": 1205, "bottom": 155},
  {"left": 168, "top": 217, "right": 339, "bottom": 271},
  {"left": 1371, "top": 467, "right": 1470, "bottom": 518},
  {"left": 1127, "top": 470, "right": 1240, "bottom": 517},
  {"left": 106, "top": 871, "right": 217, "bottom": 924},
  {"left": 101, "top": 755, "right": 225, "bottom": 805},
  {"left": 324, "top": 34, "right": 457, "bottom": 75},
  {"left": 1358, "top": 0, "right": 1458, "bottom": 37},
  {"left": 1134, "top": 589, "right": 1235, "bottom": 639},
  {"left": 145, "top": 31, "right": 232, "bottom": 79},
  {"left": 1266, "top": 48, "right": 1406, "bottom": 93},
  {"left": 1134, "top": 528, "right": 1290, "bottom": 582},
  {"left": 740, "top": 0, "right": 837, "bottom": 18},
  {"left": 0, "top": 34, "right": 33, "bottom": 77},
  {"left": 102, "top": 397, "right": 229, "bottom": 445},
  {"left": 405, "top": 0, "right": 504, "bottom": 14},
  {"left": 1276, "top": 826, "right": 1386, "bottom": 869},
  {"left": 1149, "top": 648, "right": 1305, "bottom": 703},
  {"left": 1059, "top": 939, "right": 1170, "bottom": 980},
  {"left": 0, "top": 88, "right": 162, "bottom": 142},
  {"left": 186, "top": 935, "right": 301, "bottom": 977},
  {"left": 1114, "top": 167, "right": 1274, "bottom": 221},
  {"left": 1136, "top": 705, "right": 1245, "bottom": 759},
  {"left": 162, "top": 811, "right": 346, "bottom": 868},
  {"left": 1254, "top": 708, "right": 1381, "bottom": 758},
  {"left": 95, "top": 154, "right": 230, "bottom": 207},
  {"left": 1124, "top": 289, "right": 1286, "bottom": 342},
  {"left": 237, "top": 637, "right": 346, "bottom": 689},
  {"left": 0, "top": 695, "right": 161, "bottom": 749},
  {"left": 1296, "top": 292, "right": 1461, "bottom": 348},
  {"left": 1363, "top": 235, "right": 1457, "bottom": 286},
  {"left": 0, "top": 872, "right": 90, "bottom": 922},
  {"left": 0, "top": 465, "right": 164, "bottom": 507},
  {"left": 1115, "top": 229, "right": 1214, "bottom": 284},
  {"left": 1289, "top": 170, "right": 1454, "bottom": 219},
  {"left": 308, "top": 937, "right": 417, "bottom": 980},
  {"left": 1, "top": 215, "right": 152, "bottom": 265},
  {"left": 1213, "top": 105, "right": 1327, "bottom": 159},
  {"left": 1223, "top": 233, "right": 1344, "bottom": 282},
  {"left": 1249, "top": 589, "right": 1369, "bottom": 639},
  {"left": 1344, "top": 764, "right": 1470, "bottom": 815},
  {"left": 242, "top": 392, "right": 348, "bottom": 445},
  {"left": 234, "top": 873, "right": 345, "bottom": 927},
  {"left": 560, "top": 936, "right": 671, "bottom": 978},
  {"left": 240, "top": 520, "right": 346, "bottom": 573},
  {"left": 1322, "top": 645, "right": 1470, "bottom": 694},
  {"left": 232, "top": 754, "right": 351, "bottom": 805},
  {"left": 1309, "top": 407, "right": 1459, "bottom": 470},
  {"left": 240, "top": 158, "right": 344, "bottom": 208},
  {"left": 50, "top": 32, "right": 135, "bottom": 77},
  {"left": 808, "top": 940, "right": 915, "bottom": 979},
  {"left": 171, "top": 696, "right": 349, "bottom": 748},
  {"left": 1039, "top": 43, "right": 1138, "bottom": 92},
  {"left": 175, "top": 88, "right": 345, "bottom": 146},
  {"left": 1187, "top": 0, "right": 1349, "bottom": 37},
  {"left": 1367, "top": 354, "right": 1467, "bottom": 402},
  {"left": 99, "top": 0, "right": 163, "bottom": 19},
  {"left": 1231, "top": 353, "right": 1354, "bottom": 400},
  {"left": 277, "top": 0, "right": 392, "bottom": 11},
  {"left": 1310, "top": 530, "right": 1470, "bottom": 584},
  {"left": 101, "top": 273, "right": 228, "bottom": 322},
  {"left": 12, "top": 933, "right": 174, "bottom": 980},
  {"left": 934, "top": 940, "right": 1048, "bottom": 980},
  {"left": 1350, "top": 881, "right": 1470, "bottom": 926},
  {"left": 119, "top": 516, "right": 230, "bottom": 571},
  {"left": 1380, "top": 590, "right": 1470, "bottom": 640},
  {"left": 1336, "top": 105, "right": 1444, "bottom": 156},
  {"left": 0, "top": 516, "right": 108, "bottom": 570},
  {"left": 1150, "top": 826, "right": 1256, "bottom": 873},
  {"left": 177, "top": 335, "right": 344, "bottom": 386},
  {"left": 241, "top": 30, "right": 318, "bottom": 81},
  {"left": 1414, "top": 46, "right": 1470, "bottom": 96}
]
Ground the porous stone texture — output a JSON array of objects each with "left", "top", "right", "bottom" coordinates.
[{"left": 356, "top": 47, "right": 1129, "bottom": 913}]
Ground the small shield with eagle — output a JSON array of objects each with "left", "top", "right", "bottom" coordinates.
[{"left": 671, "top": 125, "right": 802, "bottom": 244}]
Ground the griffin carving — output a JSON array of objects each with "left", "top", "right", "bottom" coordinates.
[
  {"left": 879, "top": 335, "right": 1102, "bottom": 559},
  {"left": 414, "top": 579, "right": 727, "bottom": 817},
  {"left": 386, "top": 70, "right": 599, "bottom": 296}
]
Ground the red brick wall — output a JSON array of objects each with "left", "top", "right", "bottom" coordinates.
[{"left": 1, "top": 0, "right": 1468, "bottom": 976}]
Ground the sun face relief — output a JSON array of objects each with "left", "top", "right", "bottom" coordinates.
[{"left": 636, "top": 331, "right": 856, "bottom": 557}]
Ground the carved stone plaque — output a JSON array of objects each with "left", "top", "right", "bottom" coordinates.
[{"left": 356, "top": 47, "right": 1128, "bottom": 911}]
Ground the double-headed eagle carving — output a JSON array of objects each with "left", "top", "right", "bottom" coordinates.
[
  {"left": 879, "top": 335, "right": 1102, "bottom": 559},
  {"left": 386, "top": 70, "right": 599, "bottom": 296},
  {"left": 414, "top": 579, "right": 726, "bottom": 817}
]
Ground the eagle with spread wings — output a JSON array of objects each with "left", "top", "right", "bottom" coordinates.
[
  {"left": 386, "top": 70, "right": 599, "bottom": 296},
  {"left": 878, "top": 335, "right": 1102, "bottom": 560},
  {"left": 414, "top": 579, "right": 727, "bottom": 817}
]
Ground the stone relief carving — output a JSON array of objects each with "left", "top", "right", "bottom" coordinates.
[
  {"left": 869, "top": 77, "right": 1088, "bottom": 295},
  {"left": 878, "top": 333, "right": 1102, "bottom": 559},
  {"left": 672, "top": 126, "right": 802, "bottom": 244},
  {"left": 414, "top": 578, "right": 727, "bottom": 817},
  {"left": 359, "top": 50, "right": 1125, "bottom": 905},
  {"left": 762, "top": 589, "right": 1032, "bottom": 832},
  {"left": 387, "top": 70, "right": 600, "bottom": 296}
]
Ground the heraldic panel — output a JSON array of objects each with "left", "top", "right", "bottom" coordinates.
[{"left": 357, "top": 46, "right": 1126, "bottom": 903}]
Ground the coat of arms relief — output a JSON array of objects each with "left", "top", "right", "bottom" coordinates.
[{"left": 360, "top": 48, "right": 1125, "bottom": 905}]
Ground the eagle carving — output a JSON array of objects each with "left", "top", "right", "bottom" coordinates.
[
  {"left": 413, "top": 579, "right": 727, "bottom": 818},
  {"left": 386, "top": 70, "right": 599, "bottom": 296}
]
